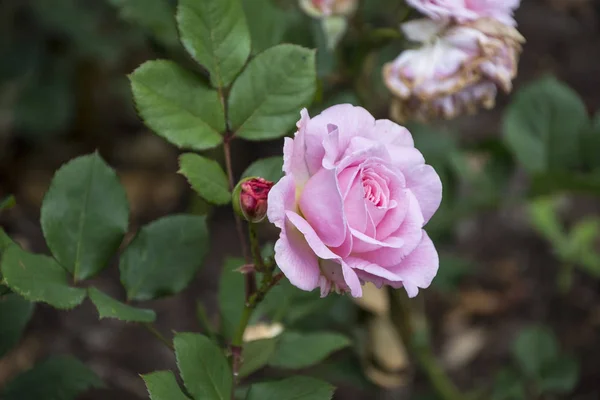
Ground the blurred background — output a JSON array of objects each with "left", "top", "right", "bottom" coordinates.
[{"left": 1, "top": 0, "right": 600, "bottom": 399}]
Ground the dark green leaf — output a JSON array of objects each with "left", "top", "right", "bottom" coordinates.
[
  {"left": 142, "top": 371, "right": 190, "bottom": 400},
  {"left": 539, "top": 354, "right": 579, "bottom": 394},
  {"left": 241, "top": 157, "right": 284, "bottom": 183},
  {"left": 512, "top": 325, "right": 559, "bottom": 379},
  {"left": 218, "top": 257, "right": 245, "bottom": 339},
  {"left": 0, "top": 195, "right": 16, "bottom": 211},
  {"left": 503, "top": 76, "right": 588, "bottom": 174},
  {"left": 1, "top": 356, "right": 104, "bottom": 400},
  {"left": 108, "top": 0, "right": 179, "bottom": 48},
  {"left": 491, "top": 368, "right": 526, "bottom": 400},
  {"left": 243, "top": 0, "right": 288, "bottom": 54},
  {"left": 269, "top": 331, "right": 351, "bottom": 369},
  {"left": 174, "top": 333, "right": 232, "bottom": 400},
  {"left": 1, "top": 246, "right": 87, "bottom": 309},
  {"left": 0, "top": 294, "right": 34, "bottom": 358},
  {"left": 177, "top": 0, "right": 251, "bottom": 88},
  {"left": 130, "top": 60, "right": 224, "bottom": 150},
  {"left": 239, "top": 338, "right": 278, "bottom": 378},
  {"left": 582, "top": 113, "right": 600, "bottom": 170},
  {"left": 41, "top": 153, "right": 129, "bottom": 281},
  {"left": 229, "top": 44, "right": 316, "bottom": 141},
  {"left": 245, "top": 376, "right": 334, "bottom": 400},
  {"left": 88, "top": 287, "right": 156, "bottom": 323},
  {"left": 120, "top": 215, "right": 209, "bottom": 301},
  {"left": 179, "top": 153, "right": 231, "bottom": 205},
  {"left": 530, "top": 171, "right": 600, "bottom": 196}
]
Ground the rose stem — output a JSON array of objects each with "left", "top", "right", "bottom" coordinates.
[
  {"left": 141, "top": 323, "right": 174, "bottom": 352},
  {"left": 387, "top": 287, "right": 466, "bottom": 400}
]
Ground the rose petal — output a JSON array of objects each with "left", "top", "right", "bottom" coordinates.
[
  {"left": 405, "top": 164, "right": 443, "bottom": 224},
  {"left": 299, "top": 168, "right": 347, "bottom": 247},
  {"left": 342, "top": 262, "right": 363, "bottom": 297},
  {"left": 285, "top": 211, "right": 339, "bottom": 260},
  {"left": 283, "top": 109, "right": 311, "bottom": 186},
  {"left": 274, "top": 222, "right": 320, "bottom": 292},
  {"left": 267, "top": 175, "right": 296, "bottom": 229}
]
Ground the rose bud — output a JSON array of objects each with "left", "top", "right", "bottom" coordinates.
[
  {"left": 383, "top": 18, "right": 525, "bottom": 122},
  {"left": 267, "top": 105, "right": 442, "bottom": 298},
  {"left": 233, "top": 177, "right": 274, "bottom": 223},
  {"left": 299, "top": 0, "right": 358, "bottom": 18}
]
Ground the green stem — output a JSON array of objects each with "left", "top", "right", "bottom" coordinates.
[
  {"left": 248, "top": 223, "right": 266, "bottom": 272},
  {"left": 388, "top": 288, "right": 466, "bottom": 400},
  {"left": 142, "top": 323, "right": 174, "bottom": 352}
]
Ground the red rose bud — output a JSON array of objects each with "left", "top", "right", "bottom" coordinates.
[{"left": 233, "top": 177, "right": 274, "bottom": 223}]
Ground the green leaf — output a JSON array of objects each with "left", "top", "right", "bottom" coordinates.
[
  {"left": 1, "top": 246, "right": 87, "bottom": 309},
  {"left": 528, "top": 197, "right": 565, "bottom": 246},
  {"left": 130, "top": 60, "right": 224, "bottom": 151},
  {"left": 582, "top": 113, "right": 600, "bottom": 170},
  {"left": 512, "top": 325, "right": 559, "bottom": 379},
  {"left": 174, "top": 333, "right": 232, "bottom": 400},
  {"left": 41, "top": 153, "right": 129, "bottom": 281},
  {"left": 179, "top": 153, "right": 231, "bottom": 205},
  {"left": 88, "top": 287, "right": 156, "bottom": 323},
  {"left": 269, "top": 331, "right": 351, "bottom": 369},
  {"left": 239, "top": 338, "right": 278, "bottom": 378},
  {"left": 243, "top": 0, "right": 288, "bottom": 54},
  {"left": 218, "top": 257, "right": 245, "bottom": 339},
  {"left": 229, "top": 44, "right": 316, "bottom": 141},
  {"left": 0, "top": 195, "right": 16, "bottom": 211},
  {"left": 530, "top": 171, "right": 600, "bottom": 197},
  {"left": 1, "top": 356, "right": 104, "bottom": 400},
  {"left": 245, "top": 376, "right": 335, "bottom": 400},
  {"left": 177, "top": 0, "right": 251, "bottom": 88},
  {"left": 503, "top": 76, "right": 588, "bottom": 174},
  {"left": 108, "top": 0, "right": 179, "bottom": 48},
  {"left": 0, "top": 294, "right": 34, "bottom": 358},
  {"left": 241, "top": 157, "right": 284, "bottom": 183},
  {"left": 142, "top": 371, "right": 190, "bottom": 400},
  {"left": 491, "top": 368, "right": 526, "bottom": 400},
  {"left": 563, "top": 219, "right": 600, "bottom": 276},
  {"left": 120, "top": 215, "right": 209, "bottom": 301},
  {"left": 539, "top": 354, "right": 579, "bottom": 394}
]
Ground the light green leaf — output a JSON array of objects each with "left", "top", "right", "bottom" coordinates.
[
  {"left": 88, "top": 287, "right": 156, "bottom": 323},
  {"left": 1, "top": 246, "right": 87, "bottom": 309},
  {"left": 0, "top": 294, "right": 34, "bottom": 358},
  {"left": 245, "top": 376, "right": 335, "bottom": 400},
  {"left": 229, "top": 44, "right": 316, "bottom": 141},
  {"left": 174, "top": 333, "right": 232, "bottom": 400},
  {"left": 120, "top": 215, "right": 209, "bottom": 301},
  {"left": 130, "top": 60, "right": 224, "bottom": 150},
  {"left": 179, "top": 153, "right": 231, "bottom": 205},
  {"left": 512, "top": 325, "right": 559, "bottom": 379},
  {"left": 0, "top": 195, "right": 16, "bottom": 211},
  {"left": 241, "top": 157, "right": 284, "bottom": 183},
  {"left": 108, "top": 0, "right": 179, "bottom": 48},
  {"left": 564, "top": 219, "right": 600, "bottom": 276},
  {"left": 503, "top": 76, "right": 588, "bottom": 174},
  {"left": 218, "top": 257, "right": 245, "bottom": 339},
  {"left": 177, "top": 0, "right": 250, "bottom": 88},
  {"left": 0, "top": 356, "right": 104, "bottom": 400},
  {"left": 539, "top": 354, "right": 579, "bottom": 394},
  {"left": 41, "top": 153, "right": 129, "bottom": 281},
  {"left": 243, "top": 0, "right": 288, "bottom": 54},
  {"left": 239, "top": 338, "right": 278, "bottom": 378},
  {"left": 491, "top": 368, "right": 526, "bottom": 400},
  {"left": 269, "top": 331, "right": 351, "bottom": 369},
  {"left": 143, "top": 371, "right": 190, "bottom": 400},
  {"left": 528, "top": 197, "right": 565, "bottom": 246}
]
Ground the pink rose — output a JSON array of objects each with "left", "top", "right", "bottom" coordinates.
[
  {"left": 406, "top": 0, "right": 521, "bottom": 26},
  {"left": 383, "top": 18, "right": 525, "bottom": 121},
  {"left": 267, "top": 105, "right": 442, "bottom": 298}
]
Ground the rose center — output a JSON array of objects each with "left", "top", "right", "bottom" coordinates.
[{"left": 361, "top": 167, "right": 389, "bottom": 208}]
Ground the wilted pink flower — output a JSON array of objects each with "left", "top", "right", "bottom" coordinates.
[
  {"left": 267, "top": 105, "right": 442, "bottom": 298},
  {"left": 407, "top": 0, "right": 521, "bottom": 26},
  {"left": 234, "top": 177, "right": 274, "bottom": 223},
  {"left": 383, "top": 18, "right": 525, "bottom": 121},
  {"left": 299, "top": 0, "right": 358, "bottom": 17}
]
